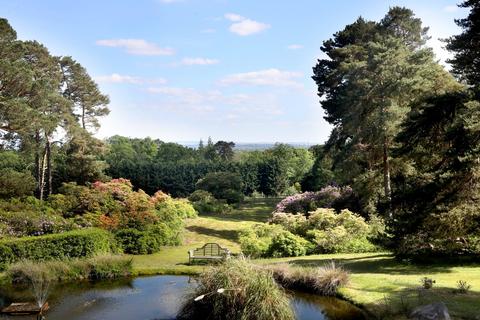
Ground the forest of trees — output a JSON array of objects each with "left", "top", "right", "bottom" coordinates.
[{"left": 0, "top": 0, "right": 479, "bottom": 258}]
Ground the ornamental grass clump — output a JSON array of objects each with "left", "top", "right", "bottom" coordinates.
[
  {"left": 7, "top": 255, "right": 132, "bottom": 284},
  {"left": 178, "top": 258, "right": 294, "bottom": 320},
  {"left": 270, "top": 261, "right": 349, "bottom": 296}
]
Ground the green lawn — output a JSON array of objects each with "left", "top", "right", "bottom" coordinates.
[
  {"left": 131, "top": 198, "right": 275, "bottom": 275},
  {"left": 131, "top": 198, "right": 480, "bottom": 319}
]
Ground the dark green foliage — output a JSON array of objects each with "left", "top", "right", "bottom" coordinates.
[
  {"left": 192, "top": 200, "right": 232, "bottom": 215},
  {"left": 0, "top": 243, "right": 14, "bottom": 270},
  {"left": 115, "top": 228, "right": 161, "bottom": 255},
  {"left": 0, "top": 169, "right": 36, "bottom": 198},
  {"left": 312, "top": 7, "right": 459, "bottom": 216},
  {"left": 213, "top": 141, "right": 235, "bottom": 161},
  {"left": 446, "top": 0, "right": 480, "bottom": 90},
  {"left": 0, "top": 228, "right": 117, "bottom": 269},
  {"left": 391, "top": 91, "right": 480, "bottom": 257},
  {"left": 258, "top": 157, "right": 288, "bottom": 196},
  {"left": 115, "top": 223, "right": 182, "bottom": 255},
  {"left": 188, "top": 190, "right": 214, "bottom": 202},
  {"left": 195, "top": 171, "right": 244, "bottom": 204},
  {"left": 105, "top": 137, "right": 313, "bottom": 198},
  {"left": 0, "top": 19, "right": 109, "bottom": 198}
]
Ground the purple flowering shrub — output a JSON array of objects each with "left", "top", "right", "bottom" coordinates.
[
  {"left": 0, "top": 210, "right": 76, "bottom": 238},
  {"left": 275, "top": 186, "right": 353, "bottom": 215}
]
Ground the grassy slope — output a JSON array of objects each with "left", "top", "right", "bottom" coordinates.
[
  {"left": 131, "top": 198, "right": 274, "bottom": 275},
  {"left": 132, "top": 198, "right": 480, "bottom": 319}
]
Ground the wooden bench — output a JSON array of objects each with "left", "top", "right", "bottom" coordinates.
[{"left": 188, "top": 243, "right": 231, "bottom": 264}]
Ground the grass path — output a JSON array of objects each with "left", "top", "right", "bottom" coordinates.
[
  {"left": 131, "top": 198, "right": 275, "bottom": 275},
  {"left": 132, "top": 198, "right": 480, "bottom": 319}
]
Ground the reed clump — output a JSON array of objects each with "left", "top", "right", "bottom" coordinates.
[
  {"left": 270, "top": 261, "right": 349, "bottom": 296},
  {"left": 7, "top": 255, "right": 132, "bottom": 284},
  {"left": 178, "top": 258, "right": 294, "bottom": 320}
]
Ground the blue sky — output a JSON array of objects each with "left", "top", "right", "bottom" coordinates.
[{"left": 1, "top": 0, "right": 468, "bottom": 143}]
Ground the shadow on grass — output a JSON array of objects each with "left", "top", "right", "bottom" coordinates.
[
  {"left": 287, "top": 254, "right": 458, "bottom": 275},
  {"left": 199, "top": 198, "right": 280, "bottom": 223},
  {"left": 186, "top": 225, "right": 240, "bottom": 241}
]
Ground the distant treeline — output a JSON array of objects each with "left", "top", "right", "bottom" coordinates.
[{"left": 104, "top": 136, "right": 317, "bottom": 197}]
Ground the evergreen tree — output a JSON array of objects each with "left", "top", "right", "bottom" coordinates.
[{"left": 313, "top": 7, "right": 458, "bottom": 215}]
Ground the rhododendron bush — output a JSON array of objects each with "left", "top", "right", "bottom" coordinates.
[
  {"left": 274, "top": 186, "right": 354, "bottom": 215},
  {"left": 0, "top": 179, "right": 196, "bottom": 255}
]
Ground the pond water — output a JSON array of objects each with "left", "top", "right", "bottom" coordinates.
[{"left": 0, "top": 275, "right": 366, "bottom": 320}]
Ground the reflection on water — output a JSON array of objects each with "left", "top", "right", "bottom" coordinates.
[{"left": 0, "top": 276, "right": 366, "bottom": 320}]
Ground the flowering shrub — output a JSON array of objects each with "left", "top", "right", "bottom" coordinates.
[
  {"left": 0, "top": 210, "right": 76, "bottom": 238},
  {"left": 274, "top": 186, "right": 353, "bottom": 215},
  {"left": 0, "top": 179, "right": 196, "bottom": 257}
]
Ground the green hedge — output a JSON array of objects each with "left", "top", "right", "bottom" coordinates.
[{"left": 0, "top": 228, "right": 117, "bottom": 269}]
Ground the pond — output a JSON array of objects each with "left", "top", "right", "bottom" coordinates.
[{"left": 0, "top": 275, "right": 366, "bottom": 320}]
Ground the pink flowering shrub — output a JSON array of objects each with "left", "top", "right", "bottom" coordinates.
[{"left": 275, "top": 186, "right": 353, "bottom": 215}]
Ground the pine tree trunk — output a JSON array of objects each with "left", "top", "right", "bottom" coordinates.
[
  {"left": 383, "top": 138, "right": 392, "bottom": 213},
  {"left": 82, "top": 106, "right": 86, "bottom": 129},
  {"left": 46, "top": 136, "right": 52, "bottom": 196},
  {"left": 39, "top": 147, "right": 47, "bottom": 201},
  {"left": 34, "top": 131, "right": 41, "bottom": 198}
]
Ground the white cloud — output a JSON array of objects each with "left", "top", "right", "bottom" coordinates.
[
  {"left": 219, "top": 69, "right": 303, "bottom": 87},
  {"left": 224, "top": 13, "right": 245, "bottom": 22},
  {"left": 287, "top": 44, "right": 303, "bottom": 50},
  {"left": 95, "top": 73, "right": 167, "bottom": 85},
  {"left": 180, "top": 57, "right": 219, "bottom": 66},
  {"left": 96, "top": 39, "right": 175, "bottom": 56},
  {"left": 224, "top": 13, "right": 270, "bottom": 36},
  {"left": 443, "top": 5, "right": 458, "bottom": 12}
]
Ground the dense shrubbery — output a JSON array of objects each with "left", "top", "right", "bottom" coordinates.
[
  {"left": 0, "top": 228, "right": 117, "bottom": 269},
  {"left": 239, "top": 224, "right": 284, "bottom": 257},
  {"left": 0, "top": 179, "right": 196, "bottom": 260},
  {"left": 268, "top": 231, "right": 310, "bottom": 257},
  {"left": 0, "top": 209, "right": 76, "bottom": 238},
  {"left": 195, "top": 171, "right": 244, "bottom": 204},
  {"left": 241, "top": 206, "right": 383, "bottom": 258},
  {"left": 274, "top": 186, "right": 355, "bottom": 215},
  {"left": 188, "top": 190, "right": 232, "bottom": 215},
  {"left": 272, "top": 209, "right": 382, "bottom": 254}
]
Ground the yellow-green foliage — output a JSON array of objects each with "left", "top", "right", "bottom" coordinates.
[{"left": 271, "top": 208, "right": 381, "bottom": 254}]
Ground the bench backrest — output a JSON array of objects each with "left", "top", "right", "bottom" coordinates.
[{"left": 193, "top": 243, "right": 227, "bottom": 256}]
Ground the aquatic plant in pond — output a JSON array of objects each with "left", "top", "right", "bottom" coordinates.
[
  {"left": 7, "top": 260, "right": 52, "bottom": 307},
  {"left": 178, "top": 258, "right": 295, "bottom": 320},
  {"left": 270, "top": 261, "right": 349, "bottom": 296}
]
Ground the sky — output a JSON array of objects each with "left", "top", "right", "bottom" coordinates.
[{"left": 0, "top": 0, "right": 469, "bottom": 143}]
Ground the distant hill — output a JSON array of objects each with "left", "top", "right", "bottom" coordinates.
[{"left": 176, "top": 142, "right": 317, "bottom": 150}]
